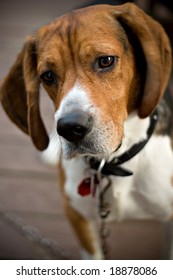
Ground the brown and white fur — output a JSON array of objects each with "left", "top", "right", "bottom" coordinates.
[{"left": 0, "top": 3, "right": 173, "bottom": 259}]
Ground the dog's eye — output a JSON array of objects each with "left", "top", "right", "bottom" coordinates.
[
  {"left": 40, "top": 71, "right": 56, "bottom": 85},
  {"left": 97, "top": 56, "right": 115, "bottom": 69}
]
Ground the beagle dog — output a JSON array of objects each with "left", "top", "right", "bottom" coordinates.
[{"left": 0, "top": 3, "right": 173, "bottom": 259}]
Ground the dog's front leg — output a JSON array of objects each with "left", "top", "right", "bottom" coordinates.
[{"left": 63, "top": 196, "right": 103, "bottom": 260}]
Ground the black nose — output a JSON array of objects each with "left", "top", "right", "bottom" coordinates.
[{"left": 57, "top": 112, "right": 93, "bottom": 143}]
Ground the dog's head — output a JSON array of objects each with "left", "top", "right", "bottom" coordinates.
[{"left": 0, "top": 3, "right": 171, "bottom": 159}]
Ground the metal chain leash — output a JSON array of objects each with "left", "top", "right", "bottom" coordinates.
[
  {"left": 100, "top": 217, "right": 110, "bottom": 259},
  {"left": 96, "top": 159, "right": 111, "bottom": 260}
]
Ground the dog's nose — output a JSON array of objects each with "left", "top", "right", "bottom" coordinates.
[{"left": 57, "top": 112, "right": 93, "bottom": 143}]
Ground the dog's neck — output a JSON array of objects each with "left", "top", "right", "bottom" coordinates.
[
  {"left": 112, "top": 111, "right": 150, "bottom": 159},
  {"left": 87, "top": 110, "right": 159, "bottom": 177}
]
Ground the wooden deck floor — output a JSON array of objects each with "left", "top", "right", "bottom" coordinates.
[{"left": 0, "top": 0, "right": 170, "bottom": 259}]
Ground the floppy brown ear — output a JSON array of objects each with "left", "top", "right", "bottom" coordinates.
[
  {"left": 114, "top": 3, "right": 172, "bottom": 118},
  {"left": 0, "top": 45, "right": 28, "bottom": 134},
  {"left": 0, "top": 38, "right": 49, "bottom": 150}
]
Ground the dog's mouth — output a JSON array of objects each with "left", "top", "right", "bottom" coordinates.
[
  {"left": 60, "top": 137, "right": 122, "bottom": 160},
  {"left": 61, "top": 140, "right": 101, "bottom": 159}
]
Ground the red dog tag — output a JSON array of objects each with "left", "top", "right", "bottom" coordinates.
[
  {"left": 78, "top": 178, "right": 91, "bottom": 196},
  {"left": 78, "top": 176, "right": 98, "bottom": 197}
]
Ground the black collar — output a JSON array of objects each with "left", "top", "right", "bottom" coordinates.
[{"left": 89, "top": 109, "right": 159, "bottom": 177}]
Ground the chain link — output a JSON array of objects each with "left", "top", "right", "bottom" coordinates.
[
  {"left": 99, "top": 180, "right": 111, "bottom": 259},
  {"left": 96, "top": 159, "right": 111, "bottom": 259},
  {"left": 100, "top": 218, "right": 111, "bottom": 259}
]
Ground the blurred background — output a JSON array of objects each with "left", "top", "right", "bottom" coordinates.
[{"left": 0, "top": 0, "right": 172, "bottom": 259}]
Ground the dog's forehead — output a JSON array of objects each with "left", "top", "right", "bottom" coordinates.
[
  {"left": 36, "top": 5, "right": 127, "bottom": 53},
  {"left": 41, "top": 4, "right": 118, "bottom": 31}
]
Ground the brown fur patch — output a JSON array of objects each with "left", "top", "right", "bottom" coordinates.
[{"left": 63, "top": 196, "right": 96, "bottom": 255}]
